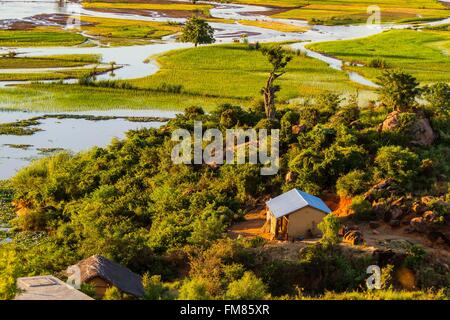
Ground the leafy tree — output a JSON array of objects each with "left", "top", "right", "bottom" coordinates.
[
  {"left": 179, "top": 16, "right": 215, "bottom": 47},
  {"left": 0, "top": 248, "right": 22, "bottom": 300},
  {"left": 225, "top": 271, "right": 268, "bottom": 300},
  {"left": 317, "top": 214, "right": 340, "bottom": 246},
  {"left": 280, "top": 111, "right": 299, "bottom": 145},
  {"left": 377, "top": 70, "right": 420, "bottom": 111},
  {"left": 374, "top": 145, "right": 420, "bottom": 185},
  {"left": 178, "top": 278, "right": 212, "bottom": 300},
  {"left": 423, "top": 82, "right": 450, "bottom": 114},
  {"left": 142, "top": 274, "right": 167, "bottom": 300},
  {"left": 260, "top": 46, "right": 292, "bottom": 119},
  {"left": 188, "top": 214, "right": 226, "bottom": 248}
]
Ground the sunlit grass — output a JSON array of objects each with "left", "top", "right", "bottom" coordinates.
[
  {"left": 269, "top": 0, "right": 450, "bottom": 25},
  {"left": 237, "top": 20, "right": 309, "bottom": 32},
  {"left": 82, "top": 1, "right": 212, "bottom": 14},
  {"left": 0, "top": 84, "right": 243, "bottom": 112},
  {"left": 79, "top": 16, "right": 182, "bottom": 46},
  {"left": 308, "top": 29, "right": 450, "bottom": 84},
  {"left": 0, "top": 54, "right": 100, "bottom": 69},
  {"left": 132, "top": 43, "right": 361, "bottom": 101},
  {"left": 305, "top": 289, "right": 447, "bottom": 300},
  {"left": 0, "top": 27, "right": 86, "bottom": 47},
  {"left": 0, "top": 67, "right": 110, "bottom": 81}
]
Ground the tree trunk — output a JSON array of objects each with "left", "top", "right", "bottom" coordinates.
[{"left": 263, "top": 73, "right": 275, "bottom": 119}]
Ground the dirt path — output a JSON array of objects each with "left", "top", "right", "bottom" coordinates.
[{"left": 227, "top": 208, "right": 272, "bottom": 240}]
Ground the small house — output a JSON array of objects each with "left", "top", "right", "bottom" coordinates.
[
  {"left": 266, "top": 188, "right": 332, "bottom": 240},
  {"left": 70, "top": 255, "right": 145, "bottom": 299},
  {"left": 15, "top": 275, "right": 93, "bottom": 300}
]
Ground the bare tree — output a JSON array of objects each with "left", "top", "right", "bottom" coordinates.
[{"left": 260, "top": 46, "right": 292, "bottom": 119}]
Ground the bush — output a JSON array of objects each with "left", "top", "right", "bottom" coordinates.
[
  {"left": 178, "top": 278, "right": 212, "bottom": 300},
  {"left": 103, "top": 286, "right": 122, "bottom": 300},
  {"left": 225, "top": 271, "right": 268, "bottom": 300},
  {"left": 374, "top": 145, "right": 420, "bottom": 186},
  {"left": 336, "top": 170, "right": 370, "bottom": 197},
  {"left": 143, "top": 274, "right": 167, "bottom": 300},
  {"left": 350, "top": 196, "right": 374, "bottom": 221},
  {"left": 368, "top": 58, "right": 390, "bottom": 69},
  {"left": 404, "top": 245, "right": 426, "bottom": 269},
  {"left": 318, "top": 214, "right": 340, "bottom": 246},
  {"left": 188, "top": 214, "right": 226, "bottom": 248},
  {"left": 377, "top": 71, "right": 420, "bottom": 111}
]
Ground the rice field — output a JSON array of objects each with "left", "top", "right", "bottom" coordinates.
[
  {"left": 0, "top": 27, "right": 86, "bottom": 47},
  {"left": 0, "top": 67, "right": 110, "bottom": 81},
  {"left": 131, "top": 43, "right": 361, "bottom": 101},
  {"left": 82, "top": 1, "right": 212, "bottom": 15},
  {"left": 0, "top": 43, "right": 370, "bottom": 111},
  {"left": 248, "top": 0, "right": 450, "bottom": 25},
  {"left": 307, "top": 29, "right": 450, "bottom": 84},
  {"left": 0, "top": 54, "right": 101, "bottom": 69},
  {"left": 0, "top": 84, "right": 243, "bottom": 111},
  {"left": 79, "top": 16, "right": 182, "bottom": 46}
]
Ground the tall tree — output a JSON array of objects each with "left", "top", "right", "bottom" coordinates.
[
  {"left": 260, "top": 46, "right": 292, "bottom": 119},
  {"left": 179, "top": 16, "right": 215, "bottom": 47},
  {"left": 377, "top": 70, "right": 420, "bottom": 112}
]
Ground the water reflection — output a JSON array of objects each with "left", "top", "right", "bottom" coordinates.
[{"left": 0, "top": 109, "right": 179, "bottom": 180}]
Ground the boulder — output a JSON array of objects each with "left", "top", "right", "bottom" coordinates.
[
  {"left": 411, "top": 202, "right": 428, "bottom": 215},
  {"left": 421, "top": 196, "right": 434, "bottom": 206},
  {"left": 292, "top": 124, "right": 307, "bottom": 135},
  {"left": 364, "top": 179, "right": 395, "bottom": 202},
  {"left": 390, "top": 206, "right": 404, "bottom": 221},
  {"left": 379, "top": 111, "right": 436, "bottom": 147},
  {"left": 379, "top": 111, "right": 401, "bottom": 132},
  {"left": 423, "top": 211, "right": 436, "bottom": 223},
  {"left": 410, "top": 217, "right": 429, "bottom": 233},
  {"left": 410, "top": 117, "right": 436, "bottom": 146},
  {"left": 372, "top": 202, "right": 388, "bottom": 220},
  {"left": 343, "top": 230, "right": 364, "bottom": 245}
]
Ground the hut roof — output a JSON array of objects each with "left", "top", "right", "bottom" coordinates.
[
  {"left": 266, "top": 188, "right": 332, "bottom": 218},
  {"left": 74, "top": 255, "right": 145, "bottom": 297}
]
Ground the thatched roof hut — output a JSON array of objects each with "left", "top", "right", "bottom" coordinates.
[{"left": 73, "top": 255, "right": 145, "bottom": 298}]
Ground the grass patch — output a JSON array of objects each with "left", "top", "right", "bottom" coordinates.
[
  {"left": 0, "top": 27, "right": 86, "bottom": 47},
  {"left": 0, "top": 44, "right": 368, "bottom": 111},
  {"left": 0, "top": 119, "right": 41, "bottom": 136},
  {"left": 79, "top": 16, "right": 182, "bottom": 46},
  {"left": 0, "top": 66, "right": 111, "bottom": 81},
  {"left": 0, "top": 54, "right": 100, "bottom": 69},
  {"left": 238, "top": 20, "right": 309, "bottom": 32},
  {"left": 0, "top": 84, "right": 242, "bottom": 111},
  {"left": 269, "top": 0, "right": 450, "bottom": 25},
  {"left": 82, "top": 1, "right": 212, "bottom": 15},
  {"left": 307, "top": 29, "right": 450, "bottom": 84},
  {"left": 131, "top": 43, "right": 361, "bottom": 102}
]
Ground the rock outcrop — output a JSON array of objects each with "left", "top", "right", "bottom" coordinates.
[{"left": 379, "top": 111, "right": 436, "bottom": 146}]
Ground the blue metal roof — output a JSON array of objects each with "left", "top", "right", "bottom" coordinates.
[{"left": 266, "top": 188, "right": 331, "bottom": 218}]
